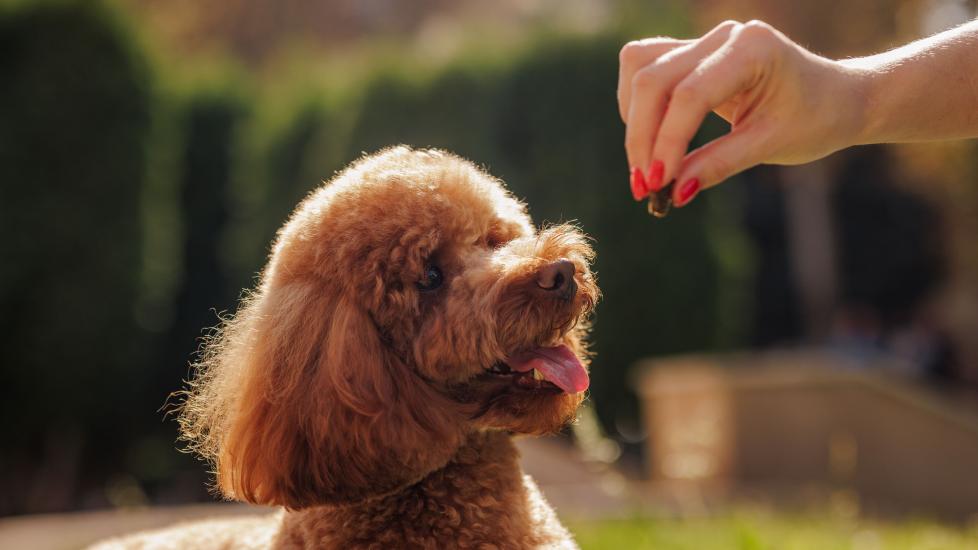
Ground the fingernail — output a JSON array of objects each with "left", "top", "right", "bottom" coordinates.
[
  {"left": 676, "top": 178, "right": 700, "bottom": 206},
  {"left": 647, "top": 160, "right": 665, "bottom": 191},
  {"left": 630, "top": 167, "right": 648, "bottom": 201}
]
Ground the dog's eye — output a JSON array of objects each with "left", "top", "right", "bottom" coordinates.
[{"left": 416, "top": 265, "right": 444, "bottom": 291}]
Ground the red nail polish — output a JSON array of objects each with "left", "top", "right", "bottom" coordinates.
[
  {"left": 647, "top": 160, "right": 665, "bottom": 191},
  {"left": 676, "top": 178, "right": 700, "bottom": 206},
  {"left": 630, "top": 168, "right": 648, "bottom": 201}
]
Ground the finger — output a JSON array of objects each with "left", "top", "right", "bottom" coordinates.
[
  {"left": 672, "top": 124, "right": 771, "bottom": 206},
  {"left": 624, "top": 21, "right": 741, "bottom": 191},
  {"left": 650, "top": 31, "right": 762, "bottom": 201},
  {"left": 618, "top": 38, "right": 688, "bottom": 122}
]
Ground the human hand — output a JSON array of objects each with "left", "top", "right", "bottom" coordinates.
[{"left": 619, "top": 20, "right": 867, "bottom": 207}]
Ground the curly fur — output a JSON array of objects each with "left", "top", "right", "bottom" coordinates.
[{"left": 91, "top": 146, "right": 599, "bottom": 549}]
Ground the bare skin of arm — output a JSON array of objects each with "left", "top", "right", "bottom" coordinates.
[{"left": 618, "top": 19, "right": 978, "bottom": 206}]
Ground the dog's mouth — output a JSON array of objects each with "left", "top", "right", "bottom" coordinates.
[{"left": 483, "top": 345, "right": 589, "bottom": 394}]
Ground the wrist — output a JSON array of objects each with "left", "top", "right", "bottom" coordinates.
[{"left": 835, "top": 56, "right": 886, "bottom": 147}]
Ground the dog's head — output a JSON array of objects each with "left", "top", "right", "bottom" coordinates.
[{"left": 179, "top": 147, "right": 598, "bottom": 508}]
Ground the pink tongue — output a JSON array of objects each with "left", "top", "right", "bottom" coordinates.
[{"left": 506, "top": 345, "right": 589, "bottom": 393}]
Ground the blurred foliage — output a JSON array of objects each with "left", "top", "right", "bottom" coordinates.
[
  {"left": 0, "top": 0, "right": 156, "bottom": 513},
  {"left": 568, "top": 513, "right": 978, "bottom": 549},
  {"left": 0, "top": 0, "right": 949, "bottom": 515},
  {"left": 833, "top": 147, "right": 946, "bottom": 326}
]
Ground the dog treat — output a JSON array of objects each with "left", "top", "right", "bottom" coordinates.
[{"left": 647, "top": 186, "right": 672, "bottom": 218}]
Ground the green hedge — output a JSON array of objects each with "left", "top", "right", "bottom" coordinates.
[{"left": 0, "top": 0, "right": 153, "bottom": 511}]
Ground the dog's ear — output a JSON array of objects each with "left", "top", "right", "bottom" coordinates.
[{"left": 189, "top": 280, "right": 466, "bottom": 508}]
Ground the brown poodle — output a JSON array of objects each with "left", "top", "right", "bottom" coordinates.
[{"left": 92, "top": 146, "right": 599, "bottom": 549}]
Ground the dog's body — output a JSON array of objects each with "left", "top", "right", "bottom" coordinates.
[
  {"left": 95, "top": 433, "right": 574, "bottom": 549},
  {"left": 92, "top": 147, "right": 597, "bottom": 549}
]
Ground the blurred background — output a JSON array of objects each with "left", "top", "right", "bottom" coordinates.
[{"left": 2, "top": 0, "right": 978, "bottom": 547}]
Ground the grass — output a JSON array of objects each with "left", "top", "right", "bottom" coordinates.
[{"left": 567, "top": 513, "right": 978, "bottom": 550}]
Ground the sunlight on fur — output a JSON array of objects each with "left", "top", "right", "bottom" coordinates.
[{"left": 92, "top": 146, "right": 599, "bottom": 549}]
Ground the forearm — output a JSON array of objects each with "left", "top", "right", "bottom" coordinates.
[{"left": 842, "top": 19, "right": 978, "bottom": 144}]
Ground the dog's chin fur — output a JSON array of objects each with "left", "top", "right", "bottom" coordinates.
[
  {"left": 451, "top": 365, "right": 586, "bottom": 436},
  {"left": 92, "top": 146, "right": 599, "bottom": 549}
]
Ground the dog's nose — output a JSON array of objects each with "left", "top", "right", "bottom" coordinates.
[{"left": 536, "top": 259, "right": 576, "bottom": 294}]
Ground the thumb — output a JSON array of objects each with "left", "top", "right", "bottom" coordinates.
[{"left": 672, "top": 125, "right": 770, "bottom": 205}]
